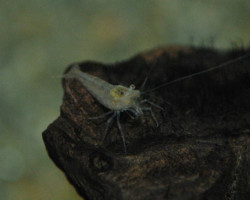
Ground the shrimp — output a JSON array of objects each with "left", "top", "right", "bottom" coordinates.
[
  {"left": 65, "top": 66, "right": 162, "bottom": 153},
  {"left": 64, "top": 52, "right": 250, "bottom": 153}
]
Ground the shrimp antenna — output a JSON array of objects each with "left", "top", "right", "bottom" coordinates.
[
  {"left": 140, "top": 59, "right": 158, "bottom": 90},
  {"left": 142, "top": 52, "right": 250, "bottom": 94}
]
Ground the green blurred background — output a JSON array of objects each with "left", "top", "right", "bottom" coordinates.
[{"left": 0, "top": 0, "right": 249, "bottom": 199}]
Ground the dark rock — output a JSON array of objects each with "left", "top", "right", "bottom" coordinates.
[{"left": 43, "top": 45, "right": 250, "bottom": 200}]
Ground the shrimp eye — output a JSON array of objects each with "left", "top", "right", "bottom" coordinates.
[{"left": 130, "top": 84, "right": 135, "bottom": 90}]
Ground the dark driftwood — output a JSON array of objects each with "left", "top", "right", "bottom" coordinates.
[{"left": 43, "top": 46, "right": 250, "bottom": 200}]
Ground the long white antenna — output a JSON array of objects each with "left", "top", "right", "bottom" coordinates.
[{"left": 143, "top": 52, "right": 250, "bottom": 94}]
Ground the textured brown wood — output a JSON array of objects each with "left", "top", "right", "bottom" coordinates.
[{"left": 43, "top": 46, "right": 250, "bottom": 200}]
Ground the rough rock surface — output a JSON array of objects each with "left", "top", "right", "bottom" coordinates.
[{"left": 43, "top": 46, "right": 250, "bottom": 200}]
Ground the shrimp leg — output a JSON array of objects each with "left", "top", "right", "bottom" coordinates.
[
  {"left": 116, "top": 111, "right": 127, "bottom": 153},
  {"left": 126, "top": 108, "right": 139, "bottom": 117},
  {"left": 142, "top": 107, "right": 159, "bottom": 127},
  {"left": 140, "top": 99, "right": 163, "bottom": 110},
  {"left": 89, "top": 110, "right": 113, "bottom": 119},
  {"left": 125, "top": 111, "right": 135, "bottom": 119},
  {"left": 102, "top": 112, "right": 116, "bottom": 143}
]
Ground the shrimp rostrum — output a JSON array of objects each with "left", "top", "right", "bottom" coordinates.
[{"left": 65, "top": 65, "right": 162, "bottom": 153}]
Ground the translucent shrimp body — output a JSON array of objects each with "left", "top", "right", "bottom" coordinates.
[{"left": 65, "top": 65, "right": 158, "bottom": 153}]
